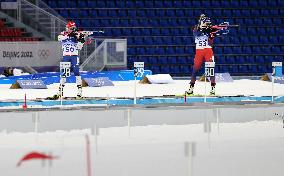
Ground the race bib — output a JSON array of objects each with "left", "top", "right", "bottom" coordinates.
[
  {"left": 62, "top": 41, "right": 78, "bottom": 55},
  {"left": 195, "top": 35, "right": 211, "bottom": 49}
]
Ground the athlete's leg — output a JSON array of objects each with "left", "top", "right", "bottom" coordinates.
[
  {"left": 190, "top": 49, "right": 204, "bottom": 84},
  {"left": 57, "top": 56, "right": 70, "bottom": 97},
  {"left": 187, "top": 49, "right": 204, "bottom": 94},
  {"left": 204, "top": 48, "right": 216, "bottom": 95},
  {"left": 71, "top": 56, "right": 82, "bottom": 98},
  {"left": 59, "top": 77, "right": 66, "bottom": 97}
]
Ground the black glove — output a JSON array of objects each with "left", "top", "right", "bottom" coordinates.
[
  {"left": 77, "top": 33, "right": 86, "bottom": 43},
  {"left": 67, "top": 31, "right": 77, "bottom": 38}
]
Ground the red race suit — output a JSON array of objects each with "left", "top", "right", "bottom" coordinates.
[{"left": 190, "top": 26, "right": 217, "bottom": 86}]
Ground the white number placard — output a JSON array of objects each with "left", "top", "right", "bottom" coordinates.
[
  {"left": 205, "top": 62, "right": 215, "bottom": 77},
  {"left": 60, "top": 62, "right": 71, "bottom": 78},
  {"left": 134, "top": 62, "right": 144, "bottom": 77},
  {"left": 272, "top": 62, "right": 282, "bottom": 67}
]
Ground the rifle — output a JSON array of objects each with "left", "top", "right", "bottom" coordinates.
[
  {"left": 79, "top": 30, "right": 105, "bottom": 36},
  {"left": 212, "top": 22, "right": 239, "bottom": 30},
  {"left": 76, "top": 30, "right": 105, "bottom": 45},
  {"left": 211, "top": 22, "right": 239, "bottom": 35}
]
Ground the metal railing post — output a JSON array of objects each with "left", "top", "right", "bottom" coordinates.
[
  {"left": 103, "top": 40, "right": 107, "bottom": 66},
  {"left": 124, "top": 40, "right": 127, "bottom": 65},
  {"left": 51, "top": 18, "right": 55, "bottom": 40},
  {"left": 35, "top": 0, "right": 39, "bottom": 22},
  {"left": 94, "top": 39, "right": 97, "bottom": 67},
  {"left": 17, "top": 0, "right": 22, "bottom": 22}
]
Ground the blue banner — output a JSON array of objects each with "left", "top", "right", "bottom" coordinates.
[
  {"left": 267, "top": 73, "right": 284, "bottom": 84},
  {"left": 16, "top": 80, "right": 47, "bottom": 89},
  {"left": 83, "top": 77, "right": 114, "bottom": 87},
  {"left": 215, "top": 73, "right": 234, "bottom": 82}
]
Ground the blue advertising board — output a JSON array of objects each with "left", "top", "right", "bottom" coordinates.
[
  {"left": 16, "top": 80, "right": 47, "bottom": 89},
  {"left": 83, "top": 77, "right": 114, "bottom": 87}
]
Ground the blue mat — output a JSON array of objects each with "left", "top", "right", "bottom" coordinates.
[
  {"left": 0, "top": 70, "right": 152, "bottom": 85},
  {"left": 0, "top": 96, "right": 282, "bottom": 108}
]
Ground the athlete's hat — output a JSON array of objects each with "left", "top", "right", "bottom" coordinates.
[{"left": 66, "top": 21, "right": 77, "bottom": 30}]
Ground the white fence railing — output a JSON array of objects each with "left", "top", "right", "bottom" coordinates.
[
  {"left": 17, "top": 0, "right": 66, "bottom": 40},
  {"left": 80, "top": 39, "right": 127, "bottom": 71}
]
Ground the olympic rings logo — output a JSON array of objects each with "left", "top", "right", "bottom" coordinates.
[{"left": 37, "top": 49, "right": 50, "bottom": 60}]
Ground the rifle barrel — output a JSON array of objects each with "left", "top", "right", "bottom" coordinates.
[{"left": 218, "top": 25, "right": 239, "bottom": 27}]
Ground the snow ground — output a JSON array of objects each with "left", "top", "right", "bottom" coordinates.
[
  {"left": 0, "top": 79, "right": 284, "bottom": 100},
  {"left": 0, "top": 120, "right": 284, "bottom": 176},
  {"left": 1, "top": 79, "right": 284, "bottom": 176}
]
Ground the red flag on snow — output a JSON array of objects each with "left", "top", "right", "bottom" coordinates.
[{"left": 17, "top": 151, "right": 58, "bottom": 167}]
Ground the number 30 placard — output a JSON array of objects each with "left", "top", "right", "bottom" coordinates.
[{"left": 205, "top": 62, "right": 215, "bottom": 77}]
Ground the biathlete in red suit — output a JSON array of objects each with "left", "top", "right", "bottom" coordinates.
[{"left": 187, "top": 14, "right": 221, "bottom": 95}]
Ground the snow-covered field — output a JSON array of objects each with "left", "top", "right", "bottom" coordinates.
[
  {"left": 1, "top": 79, "right": 284, "bottom": 176},
  {"left": 0, "top": 120, "right": 284, "bottom": 176},
  {"left": 0, "top": 79, "right": 283, "bottom": 100}
]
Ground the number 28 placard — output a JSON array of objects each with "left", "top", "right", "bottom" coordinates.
[{"left": 60, "top": 62, "right": 71, "bottom": 78}]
